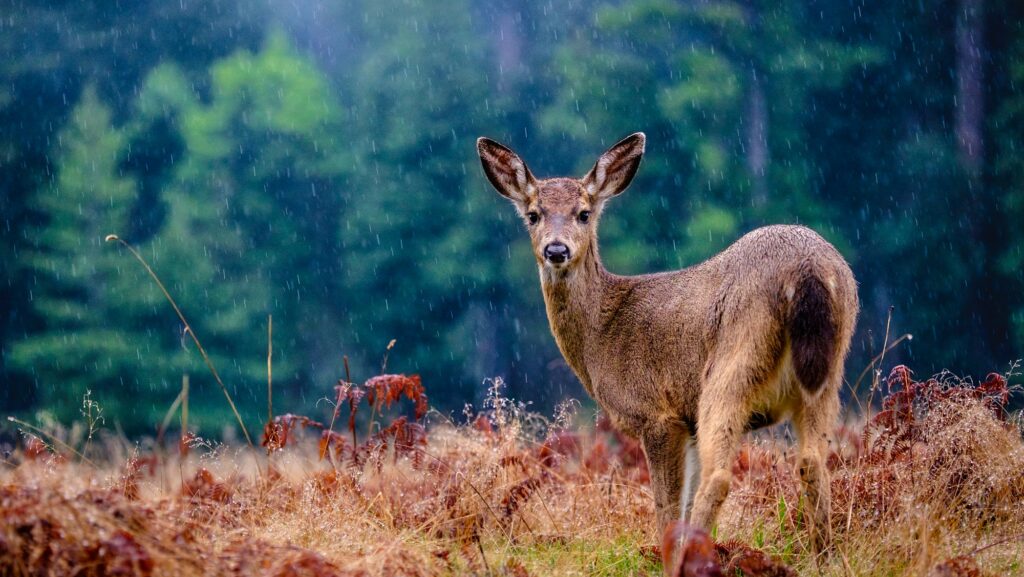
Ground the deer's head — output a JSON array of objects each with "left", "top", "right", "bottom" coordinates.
[{"left": 477, "top": 133, "right": 645, "bottom": 275}]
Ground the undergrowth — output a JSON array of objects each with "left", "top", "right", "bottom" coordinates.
[{"left": 2, "top": 367, "right": 1023, "bottom": 576}]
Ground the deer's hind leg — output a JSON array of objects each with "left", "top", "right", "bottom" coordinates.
[
  {"left": 793, "top": 368, "right": 841, "bottom": 552},
  {"left": 688, "top": 381, "right": 747, "bottom": 533},
  {"left": 681, "top": 437, "right": 700, "bottom": 522},
  {"left": 690, "top": 321, "right": 783, "bottom": 534}
]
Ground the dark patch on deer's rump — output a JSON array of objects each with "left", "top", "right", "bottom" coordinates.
[{"left": 789, "top": 274, "right": 836, "bottom": 393}]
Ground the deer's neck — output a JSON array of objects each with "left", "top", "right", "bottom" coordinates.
[{"left": 539, "top": 245, "right": 613, "bottom": 390}]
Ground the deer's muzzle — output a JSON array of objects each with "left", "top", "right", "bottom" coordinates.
[{"left": 543, "top": 242, "right": 570, "bottom": 264}]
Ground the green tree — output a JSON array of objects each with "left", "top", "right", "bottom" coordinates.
[
  {"left": 813, "top": 0, "right": 1015, "bottom": 374},
  {"left": 133, "top": 33, "right": 352, "bottom": 430},
  {"left": 993, "top": 34, "right": 1024, "bottom": 354},
  {"left": 9, "top": 86, "right": 184, "bottom": 425},
  {"left": 0, "top": 0, "right": 267, "bottom": 413},
  {"left": 332, "top": 0, "right": 524, "bottom": 401},
  {"left": 540, "top": 0, "right": 879, "bottom": 278}
]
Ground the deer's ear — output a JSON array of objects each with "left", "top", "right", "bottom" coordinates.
[
  {"left": 582, "top": 132, "right": 645, "bottom": 201},
  {"left": 477, "top": 137, "right": 537, "bottom": 206}
]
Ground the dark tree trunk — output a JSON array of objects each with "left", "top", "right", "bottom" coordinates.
[
  {"left": 468, "top": 300, "right": 505, "bottom": 405},
  {"left": 956, "top": 0, "right": 1013, "bottom": 374},
  {"left": 747, "top": 69, "right": 769, "bottom": 208},
  {"left": 494, "top": 2, "right": 523, "bottom": 94},
  {"left": 956, "top": 0, "right": 984, "bottom": 174}
]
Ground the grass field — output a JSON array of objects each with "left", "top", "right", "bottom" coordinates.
[{"left": 2, "top": 368, "right": 1022, "bottom": 576}]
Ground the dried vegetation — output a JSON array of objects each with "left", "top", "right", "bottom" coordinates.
[{"left": 2, "top": 367, "right": 1022, "bottom": 576}]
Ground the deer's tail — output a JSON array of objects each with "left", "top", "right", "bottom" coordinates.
[{"left": 788, "top": 272, "right": 838, "bottom": 394}]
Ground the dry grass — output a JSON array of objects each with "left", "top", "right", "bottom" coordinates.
[
  {"left": 2, "top": 368, "right": 1023, "bottom": 577},
  {"left": 717, "top": 367, "right": 1024, "bottom": 576}
]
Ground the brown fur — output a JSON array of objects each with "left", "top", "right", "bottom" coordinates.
[{"left": 477, "top": 133, "right": 859, "bottom": 551}]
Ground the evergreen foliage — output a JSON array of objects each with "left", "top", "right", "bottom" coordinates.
[
  {"left": 2, "top": 0, "right": 1022, "bottom": 431},
  {"left": 9, "top": 87, "right": 182, "bottom": 424}
]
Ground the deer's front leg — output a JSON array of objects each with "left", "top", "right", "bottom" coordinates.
[{"left": 641, "top": 423, "right": 688, "bottom": 533}]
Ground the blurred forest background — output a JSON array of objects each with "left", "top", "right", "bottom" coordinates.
[{"left": 2, "top": 0, "right": 1023, "bottom": 435}]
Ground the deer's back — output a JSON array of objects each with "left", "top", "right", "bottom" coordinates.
[{"left": 585, "top": 225, "right": 857, "bottom": 435}]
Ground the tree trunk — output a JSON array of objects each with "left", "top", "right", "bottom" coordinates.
[
  {"left": 956, "top": 0, "right": 984, "bottom": 174},
  {"left": 494, "top": 1, "right": 523, "bottom": 94},
  {"left": 467, "top": 300, "right": 505, "bottom": 406},
  {"left": 747, "top": 68, "right": 769, "bottom": 207}
]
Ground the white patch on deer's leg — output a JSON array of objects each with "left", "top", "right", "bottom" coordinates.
[{"left": 680, "top": 438, "right": 701, "bottom": 522}]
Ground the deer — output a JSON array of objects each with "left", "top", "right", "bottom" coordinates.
[{"left": 476, "top": 132, "right": 858, "bottom": 551}]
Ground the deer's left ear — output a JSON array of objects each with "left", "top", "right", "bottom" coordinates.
[{"left": 582, "top": 132, "right": 645, "bottom": 201}]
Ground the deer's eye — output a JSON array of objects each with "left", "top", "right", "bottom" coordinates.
[
  {"left": 527, "top": 212, "right": 540, "bottom": 225},
  {"left": 578, "top": 210, "right": 591, "bottom": 224}
]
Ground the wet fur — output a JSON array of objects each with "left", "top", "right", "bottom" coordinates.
[{"left": 477, "top": 133, "right": 859, "bottom": 551}]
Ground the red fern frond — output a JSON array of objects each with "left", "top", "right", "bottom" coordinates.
[
  {"left": 318, "top": 430, "right": 347, "bottom": 462},
  {"left": 501, "top": 476, "right": 544, "bottom": 519},
  {"left": 261, "top": 414, "right": 325, "bottom": 453},
  {"left": 364, "top": 374, "right": 428, "bottom": 419}
]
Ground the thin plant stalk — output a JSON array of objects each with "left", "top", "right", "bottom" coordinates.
[
  {"left": 344, "top": 356, "right": 352, "bottom": 394},
  {"left": 80, "top": 390, "right": 103, "bottom": 462},
  {"left": 847, "top": 334, "right": 914, "bottom": 415},
  {"left": 852, "top": 334, "right": 914, "bottom": 407},
  {"left": 181, "top": 374, "right": 189, "bottom": 446},
  {"left": 345, "top": 356, "right": 355, "bottom": 448},
  {"left": 267, "top": 315, "right": 273, "bottom": 425},
  {"left": 105, "top": 234, "right": 254, "bottom": 448},
  {"left": 845, "top": 309, "right": 911, "bottom": 536},
  {"left": 366, "top": 339, "right": 396, "bottom": 439},
  {"left": 869, "top": 306, "right": 895, "bottom": 421},
  {"left": 969, "top": 533, "right": 1024, "bottom": 556},
  {"left": 381, "top": 338, "right": 396, "bottom": 373},
  {"left": 365, "top": 395, "right": 380, "bottom": 440},
  {"left": 156, "top": 385, "right": 187, "bottom": 446},
  {"left": 323, "top": 354, "right": 350, "bottom": 465},
  {"left": 7, "top": 416, "right": 97, "bottom": 468},
  {"left": 179, "top": 374, "right": 189, "bottom": 486}
]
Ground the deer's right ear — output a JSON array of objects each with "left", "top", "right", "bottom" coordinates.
[{"left": 477, "top": 137, "right": 537, "bottom": 206}]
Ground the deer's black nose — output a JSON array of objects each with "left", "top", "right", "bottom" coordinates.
[{"left": 544, "top": 243, "right": 570, "bottom": 264}]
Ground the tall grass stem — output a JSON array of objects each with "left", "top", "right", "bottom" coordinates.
[{"left": 105, "top": 234, "right": 254, "bottom": 448}]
